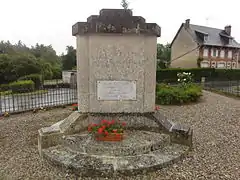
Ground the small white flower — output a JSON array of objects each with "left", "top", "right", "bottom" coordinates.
[
  {"left": 177, "top": 79, "right": 180, "bottom": 82},
  {"left": 183, "top": 78, "right": 186, "bottom": 81}
]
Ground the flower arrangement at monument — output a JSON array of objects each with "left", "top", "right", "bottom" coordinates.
[
  {"left": 88, "top": 119, "right": 126, "bottom": 141},
  {"left": 71, "top": 104, "right": 78, "bottom": 111}
]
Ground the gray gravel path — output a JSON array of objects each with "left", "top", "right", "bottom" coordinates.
[{"left": 0, "top": 91, "right": 239, "bottom": 180}]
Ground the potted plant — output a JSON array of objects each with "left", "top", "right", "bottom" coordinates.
[{"left": 88, "top": 119, "right": 126, "bottom": 141}]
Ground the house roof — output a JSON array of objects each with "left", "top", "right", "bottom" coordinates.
[{"left": 171, "top": 23, "right": 240, "bottom": 48}]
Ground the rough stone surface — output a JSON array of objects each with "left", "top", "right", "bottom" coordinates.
[
  {"left": 42, "top": 143, "right": 188, "bottom": 177},
  {"left": 76, "top": 35, "right": 157, "bottom": 113},
  {"left": 62, "top": 131, "right": 170, "bottom": 156},
  {"left": 75, "top": 9, "right": 159, "bottom": 113},
  {"left": 148, "top": 111, "right": 174, "bottom": 132},
  {"left": 88, "top": 113, "right": 160, "bottom": 131},
  {"left": 72, "top": 9, "right": 161, "bottom": 37},
  {"left": 59, "top": 112, "right": 88, "bottom": 134}
]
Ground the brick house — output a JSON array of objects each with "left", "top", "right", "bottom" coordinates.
[{"left": 170, "top": 19, "right": 240, "bottom": 69}]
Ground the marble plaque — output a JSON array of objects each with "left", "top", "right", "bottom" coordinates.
[{"left": 97, "top": 80, "right": 136, "bottom": 101}]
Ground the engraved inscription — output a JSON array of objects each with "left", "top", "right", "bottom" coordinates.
[{"left": 97, "top": 81, "right": 136, "bottom": 101}]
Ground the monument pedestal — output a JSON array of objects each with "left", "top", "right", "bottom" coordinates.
[{"left": 38, "top": 8, "right": 193, "bottom": 177}]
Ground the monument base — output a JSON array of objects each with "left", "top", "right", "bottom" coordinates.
[{"left": 38, "top": 111, "right": 192, "bottom": 177}]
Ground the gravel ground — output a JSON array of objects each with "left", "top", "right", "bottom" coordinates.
[{"left": 0, "top": 91, "right": 239, "bottom": 180}]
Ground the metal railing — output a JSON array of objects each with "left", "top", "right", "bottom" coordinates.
[
  {"left": 204, "top": 79, "right": 240, "bottom": 97},
  {"left": 0, "top": 82, "right": 77, "bottom": 114}
]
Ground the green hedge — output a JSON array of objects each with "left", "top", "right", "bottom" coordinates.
[
  {"left": 18, "top": 74, "right": 42, "bottom": 89},
  {"left": 156, "top": 68, "right": 240, "bottom": 83},
  {"left": 0, "top": 84, "right": 10, "bottom": 91},
  {"left": 156, "top": 83, "right": 202, "bottom": 105},
  {"left": 9, "top": 80, "right": 35, "bottom": 93}
]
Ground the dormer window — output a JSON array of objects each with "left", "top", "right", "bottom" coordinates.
[{"left": 204, "top": 35, "right": 208, "bottom": 42}]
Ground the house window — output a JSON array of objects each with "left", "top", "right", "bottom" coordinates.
[
  {"left": 211, "top": 49, "right": 218, "bottom": 57},
  {"left": 228, "top": 50, "right": 232, "bottom": 59},
  {"left": 201, "top": 61, "right": 209, "bottom": 68},
  {"left": 226, "top": 62, "right": 231, "bottom": 68},
  {"left": 232, "top": 62, "right": 236, "bottom": 68},
  {"left": 203, "top": 48, "right": 208, "bottom": 57},
  {"left": 217, "top": 62, "right": 225, "bottom": 68},
  {"left": 204, "top": 36, "right": 208, "bottom": 42},
  {"left": 220, "top": 50, "right": 225, "bottom": 58}
]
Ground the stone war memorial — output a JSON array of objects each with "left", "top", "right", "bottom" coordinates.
[{"left": 38, "top": 9, "right": 193, "bottom": 178}]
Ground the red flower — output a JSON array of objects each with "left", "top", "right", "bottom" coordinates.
[
  {"left": 88, "top": 126, "right": 92, "bottom": 132},
  {"left": 101, "top": 126, "right": 106, "bottom": 129},
  {"left": 104, "top": 131, "right": 109, "bottom": 136},
  {"left": 111, "top": 120, "right": 115, "bottom": 124},
  {"left": 115, "top": 133, "right": 121, "bottom": 137},
  {"left": 112, "top": 129, "right": 117, "bottom": 133},
  {"left": 98, "top": 128, "right": 104, "bottom": 134},
  {"left": 122, "top": 122, "right": 126, "bottom": 126},
  {"left": 92, "top": 124, "right": 97, "bottom": 126},
  {"left": 101, "top": 119, "right": 108, "bottom": 124},
  {"left": 155, "top": 106, "right": 160, "bottom": 110}
]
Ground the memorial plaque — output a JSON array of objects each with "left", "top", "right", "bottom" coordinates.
[{"left": 97, "top": 80, "right": 136, "bottom": 101}]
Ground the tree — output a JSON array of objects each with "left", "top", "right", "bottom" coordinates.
[
  {"left": 157, "top": 43, "right": 171, "bottom": 69},
  {"left": 121, "top": 0, "right": 129, "bottom": 9},
  {"left": 0, "top": 40, "right": 63, "bottom": 83},
  {"left": 61, "top": 46, "right": 76, "bottom": 70}
]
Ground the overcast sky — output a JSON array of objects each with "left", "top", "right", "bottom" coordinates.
[{"left": 1, "top": 0, "right": 240, "bottom": 54}]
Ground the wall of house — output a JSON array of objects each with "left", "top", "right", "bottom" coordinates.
[
  {"left": 62, "top": 70, "right": 77, "bottom": 83},
  {"left": 171, "top": 27, "right": 199, "bottom": 68},
  {"left": 199, "top": 46, "right": 239, "bottom": 69}
]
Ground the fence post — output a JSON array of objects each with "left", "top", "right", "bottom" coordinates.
[
  {"left": 201, "top": 77, "right": 205, "bottom": 88},
  {"left": 0, "top": 96, "right": 2, "bottom": 114},
  {"left": 237, "top": 80, "right": 240, "bottom": 97}
]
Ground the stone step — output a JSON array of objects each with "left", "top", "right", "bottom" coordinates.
[
  {"left": 62, "top": 131, "right": 170, "bottom": 156},
  {"left": 42, "top": 143, "right": 189, "bottom": 177}
]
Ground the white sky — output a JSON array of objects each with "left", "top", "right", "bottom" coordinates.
[{"left": 1, "top": 0, "right": 240, "bottom": 55}]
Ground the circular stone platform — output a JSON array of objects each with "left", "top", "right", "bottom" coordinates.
[
  {"left": 42, "top": 130, "right": 189, "bottom": 177},
  {"left": 63, "top": 130, "right": 170, "bottom": 156}
]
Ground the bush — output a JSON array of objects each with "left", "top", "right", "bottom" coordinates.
[
  {"left": 18, "top": 74, "right": 42, "bottom": 89},
  {"left": 0, "top": 84, "right": 10, "bottom": 91},
  {"left": 9, "top": 80, "right": 35, "bottom": 93},
  {"left": 156, "top": 83, "right": 202, "bottom": 105},
  {"left": 43, "top": 83, "right": 70, "bottom": 89},
  {"left": 156, "top": 68, "right": 240, "bottom": 83}
]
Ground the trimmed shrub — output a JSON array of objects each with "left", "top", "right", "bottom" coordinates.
[
  {"left": 156, "top": 68, "right": 240, "bottom": 83},
  {"left": 18, "top": 74, "right": 42, "bottom": 89},
  {"left": 156, "top": 83, "right": 202, "bottom": 105},
  {"left": 9, "top": 80, "right": 35, "bottom": 93},
  {"left": 0, "top": 84, "right": 10, "bottom": 91}
]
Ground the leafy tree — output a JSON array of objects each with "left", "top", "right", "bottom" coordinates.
[
  {"left": 0, "top": 54, "right": 42, "bottom": 83},
  {"left": 61, "top": 46, "right": 76, "bottom": 70},
  {"left": 157, "top": 43, "right": 171, "bottom": 69},
  {"left": 0, "top": 40, "right": 63, "bottom": 84}
]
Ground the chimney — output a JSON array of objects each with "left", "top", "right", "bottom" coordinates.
[
  {"left": 184, "top": 19, "right": 190, "bottom": 29},
  {"left": 225, "top": 25, "right": 231, "bottom": 35}
]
